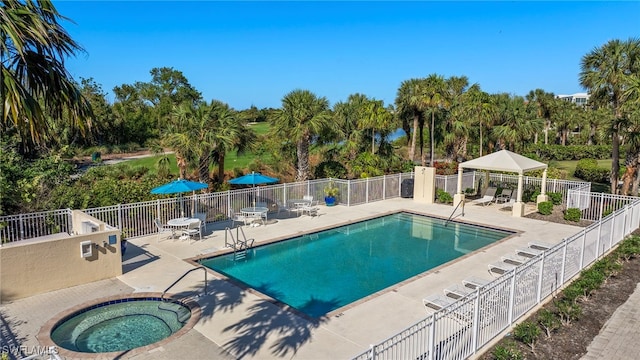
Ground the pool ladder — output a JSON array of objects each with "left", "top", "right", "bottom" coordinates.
[
  {"left": 225, "top": 226, "right": 255, "bottom": 260},
  {"left": 444, "top": 198, "right": 465, "bottom": 227}
]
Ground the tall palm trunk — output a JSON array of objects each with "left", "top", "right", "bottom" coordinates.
[
  {"left": 296, "top": 132, "right": 311, "bottom": 181},
  {"left": 409, "top": 114, "right": 419, "bottom": 162},
  {"left": 430, "top": 110, "right": 435, "bottom": 166},
  {"left": 217, "top": 151, "right": 226, "bottom": 183},
  {"left": 198, "top": 152, "right": 209, "bottom": 183}
]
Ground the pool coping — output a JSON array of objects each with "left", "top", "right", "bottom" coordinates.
[
  {"left": 37, "top": 292, "right": 201, "bottom": 359},
  {"left": 184, "top": 209, "right": 521, "bottom": 321}
]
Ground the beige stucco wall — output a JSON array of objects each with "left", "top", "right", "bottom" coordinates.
[
  {"left": 413, "top": 166, "right": 436, "bottom": 204},
  {"left": 0, "top": 211, "right": 122, "bottom": 302}
]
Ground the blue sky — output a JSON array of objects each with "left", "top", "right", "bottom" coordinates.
[{"left": 55, "top": 1, "right": 639, "bottom": 110}]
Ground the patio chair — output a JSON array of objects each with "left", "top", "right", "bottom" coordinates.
[
  {"left": 276, "top": 200, "right": 292, "bottom": 216},
  {"left": 194, "top": 212, "right": 207, "bottom": 231},
  {"left": 154, "top": 218, "right": 175, "bottom": 242},
  {"left": 303, "top": 195, "right": 313, "bottom": 202},
  {"left": 181, "top": 220, "right": 202, "bottom": 242},
  {"left": 231, "top": 212, "right": 248, "bottom": 227},
  {"left": 301, "top": 200, "right": 319, "bottom": 217},
  {"left": 470, "top": 187, "right": 497, "bottom": 206}
]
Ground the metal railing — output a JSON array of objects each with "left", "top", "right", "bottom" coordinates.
[
  {"left": 0, "top": 209, "right": 73, "bottom": 244},
  {"left": 351, "top": 198, "right": 640, "bottom": 360},
  {"left": 567, "top": 190, "right": 637, "bottom": 221},
  {"left": 0, "top": 172, "right": 590, "bottom": 244}
]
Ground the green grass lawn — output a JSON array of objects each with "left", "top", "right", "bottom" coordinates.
[
  {"left": 123, "top": 122, "right": 271, "bottom": 176},
  {"left": 124, "top": 151, "right": 269, "bottom": 176}
]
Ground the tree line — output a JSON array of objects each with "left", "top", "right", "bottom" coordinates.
[{"left": 1, "top": 1, "right": 639, "bottom": 216}]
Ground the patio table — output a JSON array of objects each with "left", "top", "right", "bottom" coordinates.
[{"left": 240, "top": 207, "right": 269, "bottom": 225}]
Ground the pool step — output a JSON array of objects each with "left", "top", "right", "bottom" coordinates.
[{"left": 234, "top": 249, "right": 247, "bottom": 260}]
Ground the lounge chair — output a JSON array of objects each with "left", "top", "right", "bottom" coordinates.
[
  {"left": 495, "top": 189, "right": 513, "bottom": 204},
  {"left": 154, "top": 218, "right": 175, "bottom": 242},
  {"left": 444, "top": 284, "right": 475, "bottom": 299},
  {"left": 462, "top": 276, "right": 492, "bottom": 289},
  {"left": 471, "top": 187, "right": 497, "bottom": 206},
  {"left": 500, "top": 198, "right": 516, "bottom": 210},
  {"left": 501, "top": 254, "right": 530, "bottom": 265},
  {"left": 488, "top": 260, "right": 517, "bottom": 275},
  {"left": 516, "top": 246, "right": 544, "bottom": 258},
  {"left": 423, "top": 293, "right": 457, "bottom": 311},
  {"left": 528, "top": 241, "right": 555, "bottom": 250},
  {"left": 303, "top": 195, "right": 313, "bottom": 202}
]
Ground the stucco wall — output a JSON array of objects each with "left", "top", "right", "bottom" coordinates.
[{"left": 0, "top": 212, "right": 122, "bottom": 302}]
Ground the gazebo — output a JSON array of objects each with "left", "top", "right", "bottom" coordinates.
[{"left": 452, "top": 150, "right": 549, "bottom": 217}]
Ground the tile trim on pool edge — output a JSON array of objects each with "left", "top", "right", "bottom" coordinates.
[
  {"left": 37, "top": 292, "right": 201, "bottom": 359},
  {"left": 184, "top": 209, "right": 522, "bottom": 320}
]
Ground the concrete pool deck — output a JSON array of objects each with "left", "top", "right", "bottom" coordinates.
[{"left": 2, "top": 199, "right": 587, "bottom": 359}]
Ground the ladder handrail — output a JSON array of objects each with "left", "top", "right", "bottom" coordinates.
[
  {"left": 444, "top": 198, "right": 465, "bottom": 227},
  {"left": 161, "top": 266, "right": 207, "bottom": 302}
]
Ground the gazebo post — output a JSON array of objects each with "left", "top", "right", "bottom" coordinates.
[
  {"left": 453, "top": 165, "right": 465, "bottom": 208},
  {"left": 537, "top": 168, "right": 549, "bottom": 204},
  {"left": 512, "top": 173, "right": 526, "bottom": 217}
]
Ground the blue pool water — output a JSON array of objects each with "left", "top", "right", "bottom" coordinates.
[
  {"left": 200, "top": 212, "right": 512, "bottom": 317},
  {"left": 51, "top": 298, "right": 191, "bottom": 353}
]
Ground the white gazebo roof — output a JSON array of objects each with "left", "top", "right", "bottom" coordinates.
[{"left": 459, "top": 150, "right": 547, "bottom": 174}]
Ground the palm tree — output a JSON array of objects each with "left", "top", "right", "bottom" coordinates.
[
  {"left": 209, "top": 100, "right": 255, "bottom": 183},
  {"left": 492, "top": 95, "right": 538, "bottom": 152},
  {"left": 395, "top": 79, "right": 423, "bottom": 163},
  {"left": 272, "top": 89, "right": 331, "bottom": 181},
  {"left": 580, "top": 38, "right": 640, "bottom": 193},
  {"left": 419, "top": 74, "right": 448, "bottom": 166},
  {"left": 461, "top": 84, "right": 494, "bottom": 157},
  {"left": 526, "top": 89, "right": 556, "bottom": 144},
  {"left": 442, "top": 76, "right": 469, "bottom": 162},
  {"left": 1, "top": 0, "right": 93, "bottom": 152}
]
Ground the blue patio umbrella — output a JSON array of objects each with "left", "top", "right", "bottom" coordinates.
[
  {"left": 151, "top": 179, "right": 208, "bottom": 216},
  {"left": 228, "top": 172, "right": 279, "bottom": 186},
  {"left": 228, "top": 172, "right": 279, "bottom": 207},
  {"left": 151, "top": 179, "right": 208, "bottom": 195}
]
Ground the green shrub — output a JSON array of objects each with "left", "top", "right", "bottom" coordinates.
[
  {"left": 513, "top": 321, "right": 541, "bottom": 350},
  {"left": 564, "top": 208, "right": 581, "bottom": 222},
  {"left": 492, "top": 340, "right": 524, "bottom": 360},
  {"left": 614, "top": 236, "right": 640, "bottom": 261},
  {"left": 548, "top": 192, "right": 563, "bottom": 205},
  {"left": 574, "top": 158, "right": 609, "bottom": 183},
  {"left": 537, "top": 309, "right": 560, "bottom": 338},
  {"left": 436, "top": 189, "right": 453, "bottom": 204},
  {"left": 556, "top": 300, "right": 582, "bottom": 325},
  {"left": 530, "top": 144, "right": 613, "bottom": 161},
  {"left": 538, "top": 201, "right": 553, "bottom": 215}
]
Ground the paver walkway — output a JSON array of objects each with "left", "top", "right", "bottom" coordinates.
[{"left": 581, "top": 283, "right": 640, "bottom": 360}]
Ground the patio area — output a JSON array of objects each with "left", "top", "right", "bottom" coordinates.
[{"left": 1, "top": 198, "right": 583, "bottom": 359}]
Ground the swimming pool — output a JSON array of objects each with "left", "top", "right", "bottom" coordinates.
[{"left": 200, "top": 212, "right": 513, "bottom": 317}]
